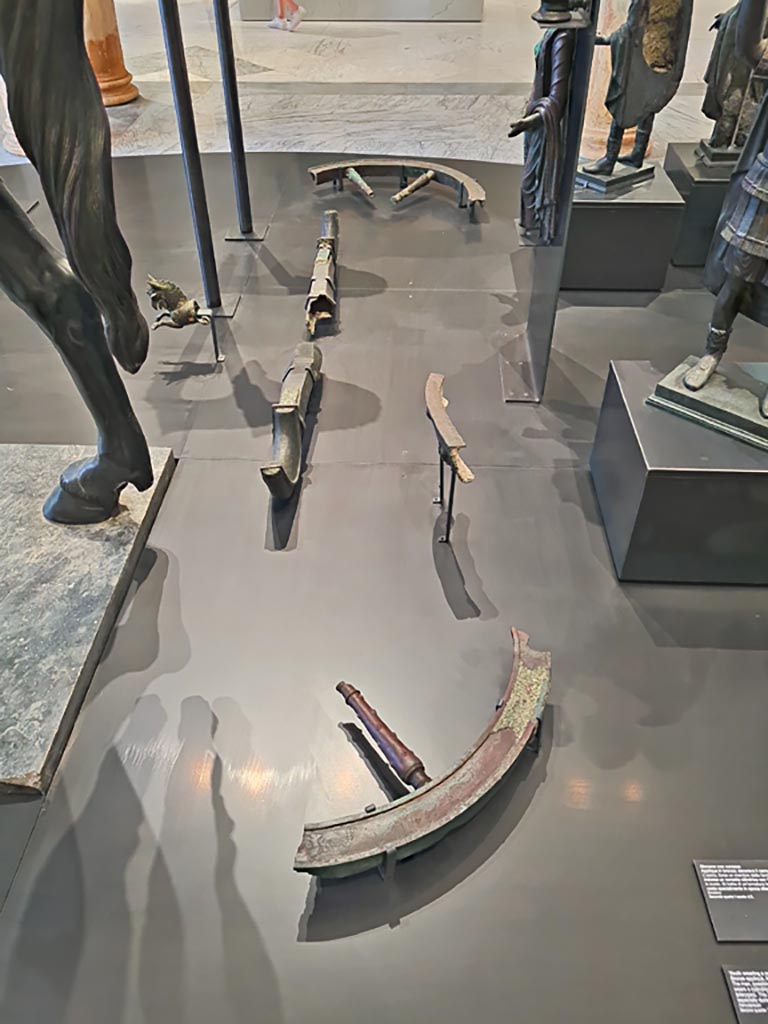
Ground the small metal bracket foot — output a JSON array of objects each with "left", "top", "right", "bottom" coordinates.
[
  {"left": 225, "top": 225, "right": 269, "bottom": 242},
  {"left": 210, "top": 292, "right": 241, "bottom": 320},
  {"left": 378, "top": 846, "right": 398, "bottom": 882},
  {"left": 526, "top": 717, "right": 543, "bottom": 755}
]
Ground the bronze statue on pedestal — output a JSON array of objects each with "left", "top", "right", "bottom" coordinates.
[
  {"left": 689, "top": 0, "right": 768, "bottom": 413},
  {"left": 583, "top": 0, "right": 693, "bottom": 176}
]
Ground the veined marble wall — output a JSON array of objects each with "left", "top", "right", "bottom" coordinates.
[
  {"left": 241, "top": 0, "right": 484, "bottom": 20},
  {"left": 0, "top": 0, "right": 730, "bottom": 166}
]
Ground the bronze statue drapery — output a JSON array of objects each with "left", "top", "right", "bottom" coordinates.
[
  {"left": 0, "top": 0, "right": 152, "bottom": 523},
  {"left": 510, "top": 28, "right": 576, "bottom": 245}
]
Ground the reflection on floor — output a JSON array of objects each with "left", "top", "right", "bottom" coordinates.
[{"left": 0, "top": 151, "right": 766, "bottom": 1024}]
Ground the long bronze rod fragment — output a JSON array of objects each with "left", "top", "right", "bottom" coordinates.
[
  {"left": 391, "top": 169, "right": 436, "bottom": 205},
  {"left": 261, "top": 342, "right": 322, "bottom": 500},
  {"left": 305, "top": 209, "right": 338, "bottom": 337},
  {"left": 337, "top": 682, "right": 431, "bottom": 789}
]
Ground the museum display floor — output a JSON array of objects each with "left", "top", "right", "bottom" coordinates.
[{"left": 1, "top": 152, "right": 767, "bottom": 1023}]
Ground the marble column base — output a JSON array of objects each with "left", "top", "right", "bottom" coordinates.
[
  {"left": 0, "top": 444, "right": 174, "bottom": 794},
  {"left": 240, "top": 0, "right": 484, "bottom": 20}
]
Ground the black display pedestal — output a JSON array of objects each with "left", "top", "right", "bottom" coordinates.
[
  {"left": 590, "top": 360, "right": 768, "bottom": 584},
  {"left": 664, "top": 142, "right": 732, "bottom": 267},
  {"left": 561, "top": 167, "right": 684, "bottom": 290}
]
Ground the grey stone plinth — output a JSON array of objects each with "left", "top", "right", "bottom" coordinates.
[
  {"left": 574, "top": 161, "right": 654, "bottom": 193},
  {"left": 562, "top": 167, "right": 684, "bottom": 291},
  {"left": 590, "top": 361, "right": 768, "bottom": 584},
  {"left": 0, "top": 445, "right": 174, "bottom": 793},
  {"left": 648, "top": 358, "right": 768, "bottom": 451},
  {"left": 664, "top": 142, "right": 732, "bottom": 267}
]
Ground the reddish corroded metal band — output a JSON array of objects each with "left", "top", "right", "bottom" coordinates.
[{"left": 294, "top": 628, "right": 551, "bottom": 878}]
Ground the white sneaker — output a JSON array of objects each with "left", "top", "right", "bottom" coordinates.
[
  {"left": 266, "top": 15, "right": 287, "bottom": 28},
  {"left": 287, "top": 5, "right": 305, "bottom": 30}
]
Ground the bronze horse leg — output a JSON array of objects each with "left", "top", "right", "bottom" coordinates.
[
  {"left": 0, "top": 0, "right": 153, "bottom": 522},
  {"left": 0, "top": 181, "right": 152, "bottom": 522}
]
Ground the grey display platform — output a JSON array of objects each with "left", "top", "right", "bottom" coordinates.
[
  {"left": 590, "top": 360, "right": 768, "bottom": 583},
  {"left": 562, "top": 167, "right": 684, "bottom": 290},
  {"left": 0, "top": 445, "right": 174, "bottom": 793},
  {"left": 574, "top": 161, "right": 655, "bottom": 193},
  {"left": 2, "top": 153, "right": 768, "bottom": 1024},
  {"left": 664, "top": 142, "right": 732, "bottom": 267}
]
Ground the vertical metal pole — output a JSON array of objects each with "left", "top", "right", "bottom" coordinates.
[
  {"left": 441, "top": 467, "right": 457, "bottom": 544},
  {"left": 212, "top": 0, "right": 253, "bottom": 235},
  {"left": 157, "top": 0, "right": 222, "bottom": 310},
  {"left": 434, "top": 457, "right": 445, "bottom": 506}
]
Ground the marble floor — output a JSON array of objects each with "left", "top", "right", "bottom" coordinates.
[{"left": 0, "top": 0, "right": 719, "bottom": 165}]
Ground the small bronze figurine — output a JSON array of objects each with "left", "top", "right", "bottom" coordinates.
[
  {"left": 691, "top": 0, "right": 768, "bottom": 414},
  {"left": 509, "top": 27, "right": 576, "bottom": 244},
  {"left": 146, "top": 275, "right": 212, "bottom": 331},
  {"left": 583, "top": 0, "right": 693, "bottom": 176}
]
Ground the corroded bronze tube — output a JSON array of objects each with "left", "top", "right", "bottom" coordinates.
[
  {"left": 336, "top": 682, "right": 431, "bottom": 789},
  {"left": 391, "top": 169, "right": 436, "bottom": 205},
  {"left": 305, "top": 209, "right": 338, "bottom": 336},
  {"left": 345, "top": 166, "right": 375, "bottom": 197}
]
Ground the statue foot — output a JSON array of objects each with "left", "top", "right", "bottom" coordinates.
[
  {"left": 582, "top": 155, "right": 617, "bottom": 176},
  {"left": 617, "top": 152, "right": 643, "bottom": 168},
  {"left": 761, "top": 390, "right": 768, "bottom": 420},
  {"left": 43, "top": 441, "right": 153, "bottom": 525},
  {"left": 683, "top": 354, "right": 721, "bottom": 392}
]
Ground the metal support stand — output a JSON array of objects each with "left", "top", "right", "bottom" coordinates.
[
  {"left": 212, "top": 0, "right": 257, "bottom": 240},
  {"left": 433, "top": 459, "right": 445, "bottom": 507},
  {"left": 526, "top": 718, "right": 543, "bottom": 755},
  {"left": 434, "top": 457, "right": 458, "bottom": 544},
  {"left": 158, "top": 0, "right": 236, "bottom": 361}
]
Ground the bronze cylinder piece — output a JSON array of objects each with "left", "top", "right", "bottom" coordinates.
[{"left": 337, "top": 682, "right": 431, "bottom": 789}]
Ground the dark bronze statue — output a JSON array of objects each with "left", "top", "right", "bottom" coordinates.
[
  {"left": 509, "top": 27, "right": 576, "bottom": 244},
  {"left": 691, "top": 0, "right": 768, "bottom": 413},
  {"left": 584, "top": 0, "right": 693, "bottom": 175},
  {"left": 0, "top": 0, "right": 152, "bottom": 523},
  {"left": 702, "top": 3, "right": 768, "bottom": 151}
]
